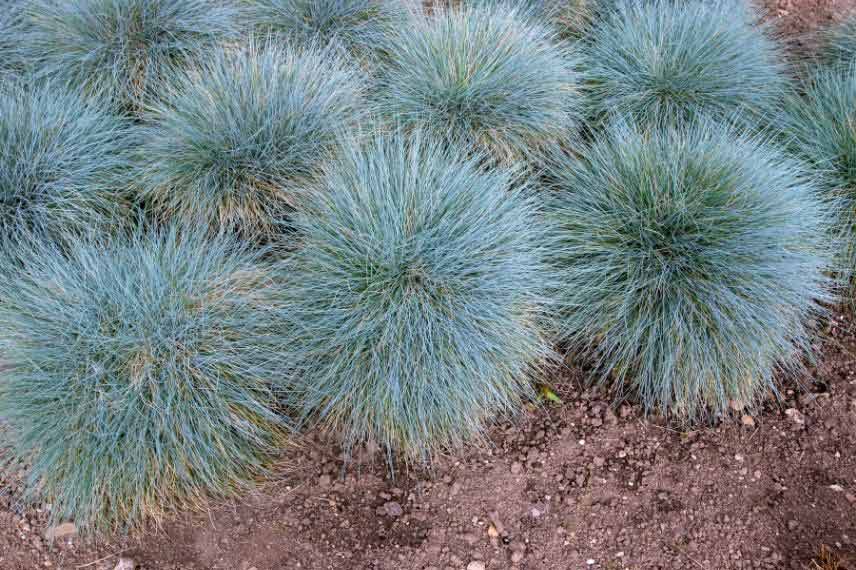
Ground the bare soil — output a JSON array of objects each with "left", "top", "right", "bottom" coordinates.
[{"left": 3, "top": 1, "right": 856, "bottom": 569}]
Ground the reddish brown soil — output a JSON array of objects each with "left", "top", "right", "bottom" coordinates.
[{"left": 4, "top": 2, "right": 856, "bottom": 569}]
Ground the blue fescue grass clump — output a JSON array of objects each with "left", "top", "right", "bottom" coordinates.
[
  {"left": 0, "top": 227, "right": 291, "bottom": 533},
  {"left": 582, "top": 0, "right": 786, "bottom": 128},
  {"left": 819, "top": 15, "right": 856, "bottom": 69},
  {"left": 245, "top": 0, "right": 410, "bottom": 62},
  {"left": 278, "top": 132, "right": 553, "bottom": 462},
  {"left": 0, "top": 83, "right": 134, "bottom": 239},
  {"left": 546, "top": 121, "right": 836, "bottom": 421},
  {"left": 15, "top": 0, "right": 242, "bottom": 114},
  {"left": 378, "top": 3, "right": 581, "bottom": 163},
  {"left": 137, "top": 41, "right": 367, "bottom": 239},
  {"left": 783, "top": 66, "right": 856, "bottom": 299}
]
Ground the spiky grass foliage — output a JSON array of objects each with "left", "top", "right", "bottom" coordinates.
[
  {"left": 245, "top": 0, "right": 410, "bottom": 62},
  {"left": 583, "top": 0, "right": 786, "bottom": 128},
  {"left": 456, "top": 0, "right": 596, "bottom": 38},
  {"left": 0, "top": 227, "right": 290, "bottom": 533},
  {"left": 378, "top": 3, "right": 581, "bottom": 164},
  {"left": 16, "top": 0, "right": 242, "bottom": 114},
  {"left": 279, "top": 132, "right": 553, "bottom": 463},
  {"left": 819, "top": 15, "right": 856, "bottom": 70},
  {"left": 0, "top": 83, "right": 134, "bottom": 239},
  {"left": 783, "top": 66, "right": 856, "bottom": 299},
  {"left": 137, "top": 41, "right": 366, "bottom": 239},
  {"left": 0, "top": 3, "right": 26, "bottom": 82},
  {"left": 546, "top": 121, "right": 835, "bottom": 421}
]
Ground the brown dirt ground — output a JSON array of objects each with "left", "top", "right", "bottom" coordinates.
[{"left": 4, "top": 1, "right": 856, "bottom": 569}]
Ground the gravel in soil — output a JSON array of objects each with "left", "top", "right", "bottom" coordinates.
[{"left": 3, "top": 1, "right": 856, "bottom": 568}]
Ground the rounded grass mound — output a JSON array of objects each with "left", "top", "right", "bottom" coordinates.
[
  {"left": 0, "top": 83, "right": 134, "bottom": 239},
  {"left": 546, "top": 121, "right": 835, "bottom": 421},
  {"left": 16, "top": 0, "right": 242, "bottom": 114},
  {"left": 280, "top": 132, "right": 553, "bottom": 462},
  {"left": 783, "top": 66, "right": 856, "bottom": 298},
  {"left": 583, "top": 0, "right": 786, "bottom": 128},
  {"left": 378, "top": 3, "right": 581, "bottom": 164},
  {"left": 137, "top": 41, "right": 366, "bottom": 239},
  {"left": 0, "top": 227, "right": 291, "bottom": 533},
  {"left": 246, "top": 0, "right": 409, "bottom": 62}
]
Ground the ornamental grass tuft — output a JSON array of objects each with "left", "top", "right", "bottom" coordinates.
[
  {"left": 0, "top": 227, "right": 291, "bottom": 533},
  {"left": 137, "top": 41, "right": 367, "bottom": 239},
  {"left": 546, "top": 121, "right": 836, "bottom": 421},
  {"left": 783, "top": 66, "right": 856, "bottom": 299},
  {"left": 278, "top": 131, "right": 553, "bottom": 463},
  {"left": 378, "top": 3, "right": 581, "bottom": 163},
  {"left": 0, "top": 83, "right": 134, "bottom": 239},
  {"left": 583, "top": 0, "right": 786, "bottom": 128},
  {"left": 15, "top": 0, "right": 242, "bottom": 113},
  {"left": 246, "top": 0, "right": 410, "bottom": 62}
]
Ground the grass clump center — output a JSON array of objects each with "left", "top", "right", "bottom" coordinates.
[
  {"left": 546, "top": 121, "right": 835, "bottom": 419},
  {"left": 279, "top": 132, "right": 553, "bottom": 462}
]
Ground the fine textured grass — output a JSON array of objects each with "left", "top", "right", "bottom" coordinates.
[
  {"left": 278, "top": 131, "right": 553, "bottom": 463},
  {"left": 783, "top": 66, "right": 856, "bottom": 299},
  {"left": 15, "top": 0, "right": 243, "bottom": 113},
  {"left": 546, "top": 120, "right": 835, "bottom": 421},
  {"left": 136, "top": 41, "right": 367, "bottom": 239},
  {"left": 378, "top": 3, "right": 581, "bottom": 163},
  {"left": 459, "top": 0, "right": 597, "bottom": 38},
  {"left": 0, "top": 83, "right": 135, "bottom": 239},
  {"left": 245, "top": 0, "right": 409, "bottom": 62},
  {"left": 0, "top": 3, "right": 26, "bottom": 82},
  {"left": 819, "top": 15, "right": 856, "bottom": 70},
  {"left": 582, "top": 0, "right": 786, "bottom": 128},
  {"left": 0, "top": 227, "right": 291, "bottom": 533}
]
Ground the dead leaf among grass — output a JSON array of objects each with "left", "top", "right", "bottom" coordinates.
[{"left": 811, "top": 544, "right": 854, "bottom": 570}]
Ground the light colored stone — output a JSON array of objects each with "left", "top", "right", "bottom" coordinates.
[
  {"left": 467, "top": 562, "right": 486, "bottom": 570},
  {"left": 44, "top": 522, "right": 76, "bottom": 541},
  {"left": 113, "top": 558, "right": 136, "bottom": 570}
]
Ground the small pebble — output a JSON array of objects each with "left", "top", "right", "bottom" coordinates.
[
  {"left": 383, "top": 501, "right": 403, "bottom": 517},
  {"left": 114, "top": 558, "right": 136, "bottom": 570},
  {"left": 467, "top": 561, "right": 486, "bottom": 570},
  {"left": 44, "top": 522, "right": 77, "bottom": 541}
]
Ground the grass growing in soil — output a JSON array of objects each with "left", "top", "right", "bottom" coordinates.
[
  {"left": 137, "top": 40, "right": 367, "bottom": 239},
  {"left": 15, "top": 0, "right": 243, "bottom": 114},
  {"left": 278, "top": 131, "right": 553, "bottom": 463},
  {"left": 0, "top": 83, "right": 134, "bottom": 239},
  {"left": 460, "top": 0, "right": 597, "bottom": 38},
  {"left": 378, "top": 2, "right": 581, "bottom": 163},
  {"left": 246, "top": 0, "right": 409, "bottom": 62},
  {"left": 0, "top": 227, "right": 291, "bottom": 533},
  {"left": 582, "top": 0, "right": 786, "bottom": 128},
  {"left": 819, "top": 15, "right": 856, "bottom": 70},
  {"left": 545, "top": 120, "right": 836, "bottom": 420}
]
